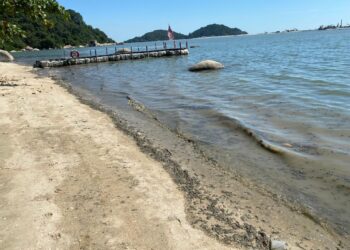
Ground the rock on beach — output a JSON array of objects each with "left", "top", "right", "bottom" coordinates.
[{"left": 0, "top": 50, "right": 14, "bottom": 62}]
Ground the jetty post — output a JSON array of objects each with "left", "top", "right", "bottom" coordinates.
[
  {"left": 186, "top": 41, "right": 188, "bottom": 49},
  {"left": 105, "top": 47, "right": 108, "bottom": 55},
  {"left": 94, "top": 49, "right": 97, "bottom": 57}
]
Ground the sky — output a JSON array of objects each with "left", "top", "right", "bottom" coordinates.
[{"left": 57, "top": 0, "right": 350, "bottom": 42}]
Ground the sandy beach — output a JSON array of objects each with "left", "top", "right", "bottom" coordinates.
[
  {"left": 0, "top": 62, "right": 347, "bottom": 249},
  {"left": 0, "top": 62, "right": 231, "bottom": 249}
]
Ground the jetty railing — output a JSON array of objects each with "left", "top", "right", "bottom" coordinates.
[
  {"left": 88, "top": 41, "right": 188, "bottom": 58},
  {"left": 35, "top": 41, "right": 189, "bottom": 68}
]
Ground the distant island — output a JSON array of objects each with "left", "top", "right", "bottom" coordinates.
[
  {"left": 125, "top": 24, "right": 247, "bottom": 43},
  {"left": 1, "top": 9, "right": 114, "bottom": 51},
  {"left": 125, "top": 30, "right": 188, "bottom": 43}
]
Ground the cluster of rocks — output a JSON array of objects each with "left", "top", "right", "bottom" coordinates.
[
  {"left": 10, "top": 46, "right": 40, "bottom": 53},
  {"left": 63, "top": 45, "right": 85, "bottom": 49},
  {"left": 88, "top": 40, "right": 119, "bottom": 47},
  {"left": 34, "top": 49, "right": 189, "bottom": 68}
]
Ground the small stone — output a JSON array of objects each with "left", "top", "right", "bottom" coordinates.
[
  {"left": 283, "top": 143, "right": 293, "bottom": 148},
  {"left": 270, "top": 240, "right": 288, "bottom": 250}
]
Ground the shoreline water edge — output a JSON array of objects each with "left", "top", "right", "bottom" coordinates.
[
  {"left": 0, "top": 62, "right": 348, "bottom": 249},
  {"left": 34, "top": 62, "right": 350, "bottom": 248},
  {"left": 23, "top": 30, "right": 350, "bottom": 239},
  {"left": 0, "top": 62, "right": 232, "bottom": 250},
  {"left": 52, "top": 72, "right": 350, "bottom": 249}
]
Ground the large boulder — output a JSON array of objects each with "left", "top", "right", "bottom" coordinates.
[
  {"left": 189, "top": 60, "right": 224, "bottom": 72},
  {"left": 0, "top": 50, "right": 14, "bottom": 62}
]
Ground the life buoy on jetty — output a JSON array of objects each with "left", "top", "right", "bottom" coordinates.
[{"left": 70, "top": 50, "right": 80, "bottom": 58}]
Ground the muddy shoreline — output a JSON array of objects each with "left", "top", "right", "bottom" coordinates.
[{"left": 45, "top": 69, "right": 348, "bottom": 249}]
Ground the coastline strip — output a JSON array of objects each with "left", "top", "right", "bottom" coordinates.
[
  {"left": 0, "top": 62, "right": 231, "bottom": 250},
  {"left": 0, "top": 62, "right": 347, "bottom": 249}
]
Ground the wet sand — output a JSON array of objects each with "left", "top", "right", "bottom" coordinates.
[{"left": 0, "top": 62, "right": 347, "bottom": 249}]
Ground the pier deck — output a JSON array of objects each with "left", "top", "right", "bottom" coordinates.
[{"left": 34, "top": 47, "right": 189, "bottom": 68}]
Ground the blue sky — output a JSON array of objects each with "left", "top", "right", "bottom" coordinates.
[{"left": 57, "top": 0, "right": 350, "bottom": 41}]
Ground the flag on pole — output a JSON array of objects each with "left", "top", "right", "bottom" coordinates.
[{"left": 168, "top": 25, "right": 175, "bottom": 40}]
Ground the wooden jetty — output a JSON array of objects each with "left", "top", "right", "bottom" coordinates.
[{"left": 34, "top": 42, "right": 189, "bottom": 68}]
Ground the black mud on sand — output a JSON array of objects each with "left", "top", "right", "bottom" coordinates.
[{"left": 46, "top": 74, "right": 347, "bottom": 250}]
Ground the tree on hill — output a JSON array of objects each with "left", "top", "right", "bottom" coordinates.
[
  {"left": 0, "top": 0, "right": 114, "bottom": 51},
  {"left": 0, "top": 0, "right": 66, "bottom": 50},
  {"left": 188, "top": 24, "right": 247, "bottom": 38},
  {"left": 125, "top": 24, "right": 248, "bottom": 43},
  {"left": 125, "top": 30, "right": 187, "bottom": 43}
]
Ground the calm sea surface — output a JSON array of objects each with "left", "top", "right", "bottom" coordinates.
[{"left": 16, "top": 29, "right": 350, "bottom": 234}]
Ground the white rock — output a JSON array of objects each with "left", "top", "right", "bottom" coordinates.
[
  {"left": 0, "top": 50, "right": 14, "bottom": 62},
  {"left": 189, "top": 60, "right": 224, "bottom": 72},
  {"left": 270, "top": 240, "right": 287, "bottom": 250},
  {"left": 25, "top": 46, "right": 33, "bottom": 51},
  {"left": 118, "top": 48, "right": 131, "bottom": 54}
]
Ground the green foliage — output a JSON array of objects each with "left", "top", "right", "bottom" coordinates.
[
  {"left": 0, "top": 1, "right": 114, "bottom": 50},
  {"left": 125, "top": 24, "right": 247, "bottom": 43},
  {"left": 188, "top": 24, "right": 247, "bottom": 38},
  {"left": 125, "top": 30, "right": 187, "bottom": 43},
  {"left": 0, "top": 0, "right": 66, "bottom": 49}
]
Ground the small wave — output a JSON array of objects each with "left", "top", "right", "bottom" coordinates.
[
  {"left": 199, "top": 110, "right": 287, "bottom": 154},
  {"left": 268, "top": 74, "right": 333, "bottom": 86},
  {"left": 318, "top": 89, "right": 350, "bottom": 97},
  {"left": 126, "top": 96, "right": 158, "bottom": 121},
  {"left": 127, "top": 96, "right": 299, "bottom": 155}
]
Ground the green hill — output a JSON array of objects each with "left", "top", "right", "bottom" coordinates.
[
  {"left": 125, "top": 30, "right": 187, "bottom": 43},
  {"left": 125, "top": 24, "right": 247, "bottom": 43},
  {"left": 189, "top": 24, "right": 247, "bottom": 38},
  {"left": 1, "top": 9, "right": 114, "bottom": 50}
]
